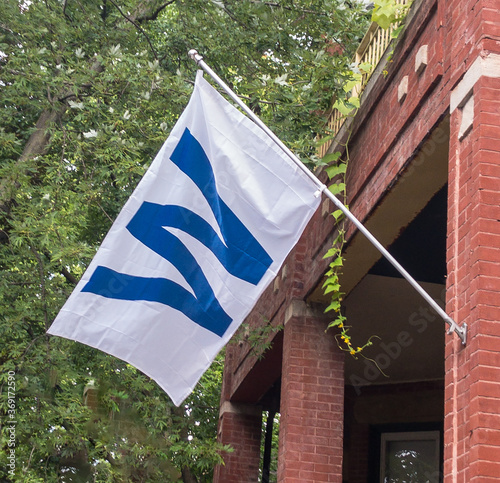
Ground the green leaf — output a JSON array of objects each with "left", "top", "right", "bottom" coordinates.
[
  {"left": 323, "top": 247, "right": 339, "bottom": 259},
  {"left": 329, "top": 256, "right": 344, "bottom": 268},
  {"left": 348, "top": 96, "right": 360, "bottom": 108},
  {"left": 358, "top": 61, "right": 373, "bottom": 73},
  {"left": 332, "top": 209, "right": 345, "bottom": 221},
  {"left": 322, "top": 151, "right": 342, "bottom": 164},
  {"left": 325, "top": 162, "right": 347, "bottom": 179},
  {"left": 372, "top": 0, "right": 399, "bottom": 29},
  {"left": 328, "top": 318, "right": 345, "bottom": 329},
  {"left": 324, "top": 283, "right": 341, "bottom": 294},
  {"left": 343, "top": 75, "right": 362, "bottom": 92},
  {"left": 328, "top": 182, "right": 346, "bottom": 196},
  {"left": 325, "top": 300, "right": 341, "bottom": 313},
  {"left": 332, "top": 99, "right": 353, "bottom": 116}
]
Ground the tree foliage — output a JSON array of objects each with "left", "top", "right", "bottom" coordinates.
[{"left": 0, "top": 0, "right": 369, "bottom": 480}]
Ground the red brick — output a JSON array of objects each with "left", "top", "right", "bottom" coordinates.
[
  {"left": 473, "top": 246, "right": 500, "bottom": 264},
  {"left": 470, "top": 395, "right": 500, "bottom": 417},
  {"left": 469, "top": 460, "right": 500, "bottom": 478},
  {"left": 469, "top": 413, "right": 500, "bottom": 430},
  {"left": 478, "top": 123, "right": 500, "bottom": 140},
  {"left": 478, "top": 189, "right": 500, "bottom": 206},
  {"left": 473, "top": 149, "right": 500, "bottom": 167},
  {"left": 470, "top": 379, "right": 500, "bottom": 401},
  {"left": 475, "top": 275, "right": 500, "bottom": 292}
]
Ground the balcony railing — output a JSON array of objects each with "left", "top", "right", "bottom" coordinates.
[{"left": 318, "top": 1, "right": 409, "bottom": 158}]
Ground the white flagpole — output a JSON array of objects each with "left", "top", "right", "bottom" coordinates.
[{"left": 188, "top": 49, "right": 467, "bottom": 345}]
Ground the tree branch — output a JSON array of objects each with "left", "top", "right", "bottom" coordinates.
[
  {"left": 108, "top": 0, "right": 159, "bottom": 60},
  {"left": 132, "top": 0, "right": 177, "bottom": 23},
  {"left": 60, "top": 267, "right": 78, "bottom": 285},
  {"left": 30, "top": 246, "right": 50, "bottom": 331}
]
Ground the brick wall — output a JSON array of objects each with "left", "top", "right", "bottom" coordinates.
[
  {"left": 278, "top": 302, "right": 345, "bottom": 482},
  {"left": 443, "top": 0, "right": 500, "bottom": 478},
  {"left": 445, "top": 72, "right": 500, "bottom": 481},
  {"left": 212, "top": 403, "right": 262, "bottom": 482}
]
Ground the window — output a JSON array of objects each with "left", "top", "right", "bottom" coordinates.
[{"left": 380, "top": 431, "right": 441, "bottom": 483}]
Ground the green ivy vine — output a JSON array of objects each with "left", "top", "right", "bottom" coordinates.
[
  {"left": 321, "top": 144, "right": 378, "bottom": 359},
  {"left": 320, "top": 0, "right": 410, "bottom": 363}
]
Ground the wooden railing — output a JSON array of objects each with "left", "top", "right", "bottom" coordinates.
[{"left": 318, "top": 1, "right": 409, "bottom": 158}]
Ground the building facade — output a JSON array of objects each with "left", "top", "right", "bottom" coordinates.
[{"left": 213, "top": 0, "right": 500, "bottom": 480}]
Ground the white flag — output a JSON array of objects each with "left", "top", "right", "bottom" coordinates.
[{"left": 48, "top": 71, "right": 321, "bottom": 405}]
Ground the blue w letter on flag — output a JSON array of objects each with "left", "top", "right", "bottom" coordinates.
[{"left": 82, "top": 128, "right": 273, "bottom": 337}]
